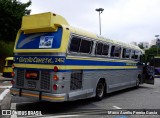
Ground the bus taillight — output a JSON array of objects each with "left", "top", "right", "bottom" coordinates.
[
  {"left": 11, "top": 80, "right": 15, "bottom": 85},
  {"left": 53, "top": 84, "right": 58, "bottom": 90},
  {"left": 11, "top": 72, "right": 15, "bottom": 77},
  {"left": 12, "top": 64, "right": 15, "bottom": 69},
  {"left": 25, "top": 73, "right": 30, "bottom": 79},
  {"left": 54, "top": 66, "right": 58, "bottom": 72},
  {"left": 53, "top": 75, "right": 59, "bottom": 81}
]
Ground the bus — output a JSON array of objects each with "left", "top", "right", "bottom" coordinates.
[
  {"left": 3, "top": 57, "right": 13, "bottom": 77},
  {"left": 10, "top": 12, "right": 154, "bottom": 102}
]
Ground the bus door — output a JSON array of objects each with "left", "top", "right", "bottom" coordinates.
[{"left": 143, "top": 55, "right": 154, "bottom": 84}]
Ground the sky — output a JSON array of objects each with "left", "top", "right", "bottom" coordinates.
[{"left": 21, "top": 0, "right": 160, "bottom": 44}]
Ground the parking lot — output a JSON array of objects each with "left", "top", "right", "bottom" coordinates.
[{"left": 0, "top": 73, "right": 160, "bottom": 118}]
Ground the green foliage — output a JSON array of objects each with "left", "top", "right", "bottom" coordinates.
[
  {"left": 0, "top": 0, "right": 31, "bottom": 42},
  {"left": 138, "top": 43, "right": 144, "bottom": 49},
  {"left": 145, "top": 45, "right": 160, "bottom": 61},
  {"left": 0, "top": 40, "right": 14, "bottom": 56}
]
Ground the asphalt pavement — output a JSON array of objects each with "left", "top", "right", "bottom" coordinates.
[
  {"left": 0, "top": 74, "right": 160, "bottom": 118},
  {"left": 8, "top": 78, "right": 160, "bottom": 118}
]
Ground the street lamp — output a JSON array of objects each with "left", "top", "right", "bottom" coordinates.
[
  {"left": 155, "top": 35, "right": 160, "bottom": 56},
  {"left": 95, "top": 8, "right": 104, "bottom": 35}
]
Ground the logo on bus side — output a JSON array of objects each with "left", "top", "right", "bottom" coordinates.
[{"left": 39, "top": 36, "right": 54, "bottom": 48}]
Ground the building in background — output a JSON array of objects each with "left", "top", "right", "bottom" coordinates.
[{"left": 150, "top": 39, "right": 157, "bottom": 46}]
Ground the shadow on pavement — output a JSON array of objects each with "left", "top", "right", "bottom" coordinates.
[{"left": 16, "top": 98, "right": 97, "bottom": 115}]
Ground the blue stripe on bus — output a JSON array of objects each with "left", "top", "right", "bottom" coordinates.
[
  {"left": 14, "top": 56, "right": 137, "bottom": 66},
  {"left": 14, "top": 67, "right": 141, "bottom": 72}
]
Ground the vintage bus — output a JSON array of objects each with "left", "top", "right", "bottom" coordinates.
[
  {"left": 10, "top": 12, "right": 154, "bottom": 102},
  {"left": 3, "top": 57, "right": 13, "bottom": 77}
]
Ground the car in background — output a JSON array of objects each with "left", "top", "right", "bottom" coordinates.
[{"left": 2, "top": 57, "right": 13, "bottom": 78}]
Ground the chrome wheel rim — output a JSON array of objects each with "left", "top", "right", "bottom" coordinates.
[{"left": 97, "top": 83, "right": 104, "bottom": 97}]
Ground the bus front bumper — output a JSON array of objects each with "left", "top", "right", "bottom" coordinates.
[{"left": 10, "top": 88, "right": 67, "bottom": 102}]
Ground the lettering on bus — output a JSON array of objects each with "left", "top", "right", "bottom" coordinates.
[
  {"left": 55, "top": 58, "right": 65, "bottom": 63},
  {"left": 18, "top": 57, "right": 53, "bottom": 64}
]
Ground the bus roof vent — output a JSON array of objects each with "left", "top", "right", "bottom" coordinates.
[{"left": 21, "top": 12, "right": 69, "bottom": 34}]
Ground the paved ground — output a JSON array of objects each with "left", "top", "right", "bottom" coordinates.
[
  {"left": 0, "top": 73, "right": 12, "bottom": 118},
  {"left": 0, "top": 73, "right": 160, "bottom": 118},
  {"left": 7, "top": 78, "right": 160, "bottom": 118}
]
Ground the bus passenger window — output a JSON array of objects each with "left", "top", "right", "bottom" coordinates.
[
  {"left": 102, "top": 44, "right": 109, "bottom": 56},
  {"left": 79, "top": 39, "right": 93, "bottom": 54},
  {"left": 122, "top": 48, "right": 131, "bottom": 58},
  {"left": 111, "top": 45, "right": 115, "bottom": 57},
  {"left": 126, "top": 49, "right": 131, "bottom": 58},
  {"left": 69, "top": 37, "right": 81, "bottom": 52},
  {"left": 131, "top": 50, "right": 135, "bottom": 59},
  {"left": 114, "top": 46, "right": 121, "bottom": 57},
  {"left": 122, "top": 48, "right": 126, "bottom": 58},
  {"left": 95, "top": 43, "right": 103, "bottom": 55},
  {"left": 135, "top": 51, "right": 139, "bottom": 59}
]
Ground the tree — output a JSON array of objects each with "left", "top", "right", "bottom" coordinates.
[
  {"left": 145, "top": 45, "right": 160, "bottom": 57},
  {"left": 0, "top": 0, "right": 31, "bottom": 42},
  {"left": 138, "top": 43, "right": 144, "bottom": 49}
]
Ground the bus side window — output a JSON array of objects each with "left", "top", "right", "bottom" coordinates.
[
  {"left": 110, "top": 45, "right": 115, "bottom": 57},
  {"left": 79, "top": 39, "right": 93, "bottom": 54},
  {"left": 131, "top": 50, "right": 135, "bottom": 59},
  {"left": 122, "top": 48, "right": 126, "bottom": 58},
  {"left": 114, "top": 46, "right": 121, "bottom": 57},
  {"left": 123, "top": 48, "right": 131, "bottom": 59},
  {"left": 95, "top": 43, "right": 103, "bottom": 55},
  {"left": 102, "top": 44, "right": 109, "bottom": 56},
  {"left": 69, "top": 37, "right": 81, "bottom": 52},
  {"left": 126, "top": 49, "right": 131, "bottom": 58},
  {"left": 134, "top": 51, "right": 139, "bottom": 60}
]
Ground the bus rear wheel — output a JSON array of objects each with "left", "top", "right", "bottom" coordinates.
[
  {"left": 136, "top": 78, "right": 140, "bottom": 88},
  {"left": 95, "top": 80, "right": 105, "bottom": 101}
]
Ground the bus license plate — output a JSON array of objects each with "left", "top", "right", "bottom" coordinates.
[{"left": 26, "top": 70, "right": 39, "bottom": 80}]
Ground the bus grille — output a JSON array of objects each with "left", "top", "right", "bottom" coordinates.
[
  {"left": 16, "top": 70, "right": 24, "bottom": 87},
  {"left": 70, "top": 70, "right": 83, "bottom": 90},
  {"left": 40, "top": 71, "right": 50, "bottom": 90}
]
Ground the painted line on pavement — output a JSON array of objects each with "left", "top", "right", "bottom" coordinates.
[
  {"left": 113, "top": 106, "right": 122, "bottom": 109},
  {"left": 0, "top": 89, "right": 10, "bottom": 101},
  {"left": 0, "top": 86, "right": 12, "bottom": 89}
]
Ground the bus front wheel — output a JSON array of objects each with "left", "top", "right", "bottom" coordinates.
[{"left": 95, "top": 80, "right": 105, "bottom": 101}]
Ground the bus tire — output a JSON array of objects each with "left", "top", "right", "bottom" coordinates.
[
  {"left": 135, "top": 78, "right": 140, "bottom": 88},
  {"left": 95, "top": 79, "right": 106, "bottom": 101}
]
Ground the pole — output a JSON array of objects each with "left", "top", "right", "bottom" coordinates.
[
  {"left": 96, "top": 8, "right": 104, "bottom": 35},
  {"left": 99, "top": 12, "right": 101, "bottom": 35},
  {"left": 157, "top": 46, "right": 158, "bottom": 56},
  {"left": 155, "top": 35, "right": 159, "bottom": 56}
]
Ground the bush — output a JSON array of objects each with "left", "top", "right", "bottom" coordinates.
[{"left": 0, "top": 40, "right": 14, "bottom": 57}]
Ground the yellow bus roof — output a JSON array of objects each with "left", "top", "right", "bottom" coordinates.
[
  {"left": 64, "top": 25, "right": 144, "bottom": 53},
  {"left": 18, "top": 12, "right": 144, "bottom": 54},
  {"left": 5, "top": 57, "right": 13, "bottom": 60}
]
